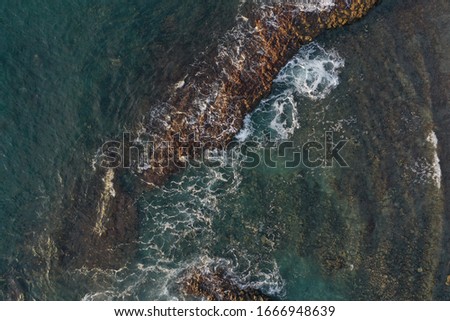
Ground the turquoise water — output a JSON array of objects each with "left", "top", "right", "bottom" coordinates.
[{"left": 1, "top": 0, "right": 449, "bottom": 300}]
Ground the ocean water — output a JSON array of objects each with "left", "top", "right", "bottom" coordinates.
[{"left": 1, "top": 0, "right": 449, "bottom": 300}]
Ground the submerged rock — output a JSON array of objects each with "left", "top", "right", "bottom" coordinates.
[{"left": 57, "top": 168, "right": 139, "bottom": 270}]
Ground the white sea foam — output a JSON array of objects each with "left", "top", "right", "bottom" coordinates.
[
  {"left": 236, "top": 42, "right": 344, "bottom": 141},
  {"left": 409, "top": 131, "right": 442, "bottom": 188},
  {"left": 426, "top": 131, "right": 442, "bottom": 188},
  {"left": 244, "top": 0, "right": 335, "bottom": 12},
  {"left": 268, "top": 94, "right": 300, "bottom": 140},
  {"left": 274, "top": 42, "right": 345, "bottom": 101},
  {"left": 235, "top": 114, "right": 255, "bottom": 142}
]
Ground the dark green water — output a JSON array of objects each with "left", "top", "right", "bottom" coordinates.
[
  {"left": 0, "top": 0, "right": 239, "bottom": 299},
  {"left": 1, "top": 0, "right": 449, "bottom": 300}
]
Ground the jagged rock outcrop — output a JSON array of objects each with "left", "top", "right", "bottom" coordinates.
[
  {"left": 136, "top": 0, "right": 379, "bottom": 186},
  {"left": 182, "top": 267, "right": 271, "bottom": 301}
]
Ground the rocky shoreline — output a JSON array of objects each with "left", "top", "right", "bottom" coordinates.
[{"left": 138, "top": 0, "right": 380, "bottom": 187}]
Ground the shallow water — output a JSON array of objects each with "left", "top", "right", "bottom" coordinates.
[{"left": 1, "top": 0, "right": 449, "bottom": 300}]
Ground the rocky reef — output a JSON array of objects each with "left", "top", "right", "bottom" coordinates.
[{"left": 137, "top": 0, "right": 380, "bottom": 186}]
